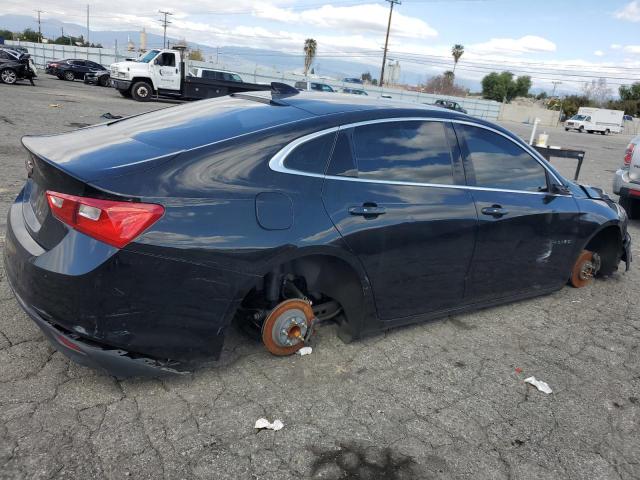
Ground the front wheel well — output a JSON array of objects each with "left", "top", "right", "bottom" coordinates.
[{"left": 583, "top": 225, "right": 623, "bottom": 277}]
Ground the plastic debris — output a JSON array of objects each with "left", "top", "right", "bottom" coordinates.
[
  {"left": 296, "top": 346, "right": 313, "bottom": 356},
  {"left": 524, "top": 376, "right": 552, "bottom": 394},
  {"left": 101, "top": 112, "right": 123, "bottom": 119},
  {"left": 254, "top": 418, "right": 284, "bottom": 431},
  {"left": 515, "top": 367, "right": 523, "bottom": 374},
  {"left": 48, "top": 104, "right": 61, "bottom": 108}
]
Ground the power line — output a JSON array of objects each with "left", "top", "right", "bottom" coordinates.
[{"left": 158, "top": 10, "right": 173, "bottom": 49}]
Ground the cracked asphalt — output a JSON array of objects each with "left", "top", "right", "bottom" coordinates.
[{"left": 1, "top": 77, "right": 639, "bottom": 479}]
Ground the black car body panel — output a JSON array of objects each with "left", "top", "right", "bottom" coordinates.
[
  {"left": 47, "top": 59, "right": 107, "bottom": 80},
  {"left": 5, "top": 91, "right": 631, "bottom": 376}
]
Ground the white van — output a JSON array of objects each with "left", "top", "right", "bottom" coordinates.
[{"left": 565, "top": 107, "right": 624, "bottom": 135}]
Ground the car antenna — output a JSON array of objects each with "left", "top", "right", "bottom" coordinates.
[{"left": 271, "top": 82, "right": 299, "bottom": 97}]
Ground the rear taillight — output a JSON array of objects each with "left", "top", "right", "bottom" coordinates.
[
  {"left": 46, "top": 191, "right": 164, "bottom": 248},
  {"left": 624, "top": 143, "right": 635, "bottom": 167}
]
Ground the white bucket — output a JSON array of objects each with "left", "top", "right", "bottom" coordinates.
[{"left": 537, "top": 133, "right": 549, "bottom": 147}]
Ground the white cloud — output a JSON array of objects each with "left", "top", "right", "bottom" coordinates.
[
  {"left": 624, "top": 45, "right": 640, "bottom": 53},
  {"left": 594, "top": 50, "right": 604, "bottom": 56},
  {"left": 467, "top": 35, "right": 556, "bottom": 56},
  {"left": 254, "top": 4, "right": 438, "bottom": 39},
  {"left": 614, "top": 1, "right": 640, "bottom": 22},
  {"left": 611, "top": 44, "right": 623, "bottom": 49}
]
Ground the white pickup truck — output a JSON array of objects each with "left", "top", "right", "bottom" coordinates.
[
  {"left": 110, "top": 48, "right": 268, "bottom": 101},
  {"left": 565, "top": 107, "right": 624, "bottom": 135}
]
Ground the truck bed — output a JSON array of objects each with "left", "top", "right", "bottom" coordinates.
[{"left": 181, "top": 76, "right": 270, "bottom": 100}]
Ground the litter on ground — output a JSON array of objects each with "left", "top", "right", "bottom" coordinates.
[
  {"left": 254, "top": 418, "right": 284, "bottom": 431},
  {"left": 297, "top": 346, "right": 313, "bottom": 356},
  {"left": 524, "top": 376, "right": 553, "bottom": 394}
]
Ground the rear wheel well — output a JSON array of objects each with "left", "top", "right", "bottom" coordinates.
[
  {"left": 583, "top": 226, "right": 622, "bottom": 277},
  {"left": 235, "top": 254, "right": 368, "bottom": 343}
]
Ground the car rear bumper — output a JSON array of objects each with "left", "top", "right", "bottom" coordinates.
[
  {"left": 6, "top": 278, "right": 188, "bottom": 377},
  {"left": 4, "top": 190, "right": 240, "bottom": 375},
  {"left": 613, "top": 168, "right": 640, "bottom": 196}
]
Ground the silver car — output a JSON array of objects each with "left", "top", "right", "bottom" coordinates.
[{"left": 613, "top": 135, "right": 640, "bottom": 218}]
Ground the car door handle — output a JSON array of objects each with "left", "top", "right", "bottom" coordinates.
[
  {"left": 349, "top": 205, "right": 386, "bottom": 217},
  {"left": 481, "top": 205, "right": 509, "bottom": 218}
]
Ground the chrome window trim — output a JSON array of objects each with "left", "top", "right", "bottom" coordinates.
[{"left": 268, "top": 117, "right": 570, "bottom": 196}]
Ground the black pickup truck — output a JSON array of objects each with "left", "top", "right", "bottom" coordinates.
[{"left": 110, "top": 48, "right": 269, "bottom": 102}]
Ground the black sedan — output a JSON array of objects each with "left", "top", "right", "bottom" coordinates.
[
  {"left": 4, "top": 88, "right": 631, "bottom": 376},
  {"left": 46, "top": 58, "right": 107, "bottom": 81},
  {"left": 0, "top": 49, "right": 36, "bottom": 85}
]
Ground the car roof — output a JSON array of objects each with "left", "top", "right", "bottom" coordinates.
[{"left": 238, "top": 90, "right": 456, "bottom": 117}]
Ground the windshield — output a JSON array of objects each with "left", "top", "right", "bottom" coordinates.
[
  {"left": 138, "top": 50, "right": 160, "bottom": 63},
  {"left": 571, "top": 115, "right": 587, "bottom": 121}
]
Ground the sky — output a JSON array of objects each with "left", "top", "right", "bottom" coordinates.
[{"left": 2, "top": 0, "right": 640, "bottom": 94}]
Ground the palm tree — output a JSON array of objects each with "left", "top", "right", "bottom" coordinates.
[
  {"left": 304, "top": 38, "right": 317, "bottom": 76},
  {"left": 451, "top": 44, "right": 464, "bottom": 75}
]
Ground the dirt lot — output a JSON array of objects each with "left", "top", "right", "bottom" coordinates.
[{"left": 1, "top": 76, "right": 639, "bottom": 480}]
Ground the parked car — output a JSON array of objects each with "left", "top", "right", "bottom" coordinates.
[
  {"left": 613, "top": 135, "right": 640, "bottom": 219},
  {"left": 434, "top": 99, "right": 467, "bottom": 114},
  {"left": 46, "top": 59, "right": 107, "bottom": 81},
  {"left": 0, "top": 49, "right": 36, "bottom": 85},
  {"left": 0, "top": 45, "right": 29, "bottom": 54},
  {"left": 83, "top": 69, "right": 111, "bottom": 87},
  {"left": 624, "top": 114, "right": 634, "bottom": 122},
  {"left": 294, "top": 80, "right": 335, "bottom": 92},
  {"left": 4, "top": 88, "right": 631, "bottom": 376},
  {"left": 342, "top": 87, "right": 368, "bottom": 95},
  {"left": 342, "top": 77, "right": 363, "bottom": 84}
]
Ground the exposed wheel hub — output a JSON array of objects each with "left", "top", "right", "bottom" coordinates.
[
  {"left": 570, "top": 250, "right": 601, "bottom": 288},
  {"left": 262, "top": 299, "right": 316, "bottom": 356}
]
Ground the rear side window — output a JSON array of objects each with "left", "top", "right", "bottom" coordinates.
[
  {"left": 457, "top": 124, "right": 548, "bottom": 192},
  {"left": 294, "top": 81, "right": 307, "bottom": 89},
  {"left": 284, "top": 133, "right": 336, "bottom": 174},
  {"left": 351, "top": 121, "right": 454, "bottom": 184}
]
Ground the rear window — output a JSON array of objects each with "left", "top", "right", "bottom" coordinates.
[
  {"left": 295, "top": 81, "right": 307, "bottom": 89},
  {"left": 284, "top": 133, "right": 337, "bottom": 174}
]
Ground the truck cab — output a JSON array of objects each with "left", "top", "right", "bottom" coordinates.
[{"left": 111, "top": 49, "right": 182, "bottom": 100}]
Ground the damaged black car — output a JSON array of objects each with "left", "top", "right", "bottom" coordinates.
[
  {"left": 0, "top": 49, "right": 36, "bottom": 85},
  {"left": 4, "top": 86, "right": 632, "bottom": 377}
]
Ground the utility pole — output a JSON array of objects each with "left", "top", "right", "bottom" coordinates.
[
  {"left": 379, "top": 0, "right": 400, "bottom": 88},
  {"left": 551, "top": 81, "right": 562, "bottom": 97},
  {"left": 86, "top": 4, "right": 90, "bottom": 46},
  {"left": 158, "top": 10, "right": 173, "bottom": 49},
  {"left": 35, "top": 10, "right": 43, "bottom": 43}
]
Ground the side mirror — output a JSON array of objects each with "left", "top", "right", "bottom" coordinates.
[
  {"left": 154, "top": 59, "right": 160, "bottom": 65},
  {"left": 551, "top": 183, "right": 571, "bottom": 196}
]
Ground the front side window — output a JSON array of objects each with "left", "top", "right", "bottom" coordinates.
[
  {"left": 284, "top": 132, "right": 337, "bottom": 174},
  {"left": 351, "top": 121, "right": 455, "bottom": 184},
  {"left": 458, "top": 124, "right": 548, "bottom": 192},
  {"left": 157, "top": 53, "right": 175, "bottom": 67}
]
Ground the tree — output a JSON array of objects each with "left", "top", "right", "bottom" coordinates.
[
  {"left": 619, "top": 82, "right": 640, "bottom": 101},
  {"left": 422, "top": 72, "right": 467, "bottom": 96},
  {"left": 20, "top": 28, "right": 40, "bottom": 42},
  {"left": 481, "top": 71, "right": 531, "bottom": 102},
  {"left": 303, "top": 38, "right": 317, "bottom": 76},
  {"left": 0, "top": 29, "right": 14, "bottom": 40},
  {"left": 188, "top": 49, "right": 204, "bottom": 61},
  {"left": 556, "top": 95, "right": 593, "bottom": 118},
  {"left": 451, "top": 44, "right": 464, "bottom": 75},
  {"left": 582, "top": 78, "right": 612, "bottom": 106},
  {"left": 361, "top": 71, "right": 372, "bottom": 83}
]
